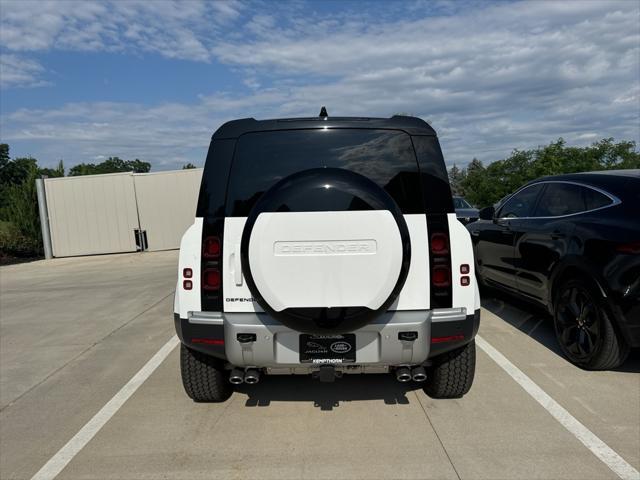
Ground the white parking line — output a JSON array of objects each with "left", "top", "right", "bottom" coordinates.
[
  {"left": 476, "top": 335, "right": 640, "bottom": 480},
  {"left": 30, "top": 335, "right": 180, "bottom": 480}
]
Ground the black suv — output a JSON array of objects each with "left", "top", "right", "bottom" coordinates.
[
  {"left": 468, "top": 170, "right": 640, "bottom": 369},
  {"left": 174, "top": 114, "right": 480, "bottom": 402}
]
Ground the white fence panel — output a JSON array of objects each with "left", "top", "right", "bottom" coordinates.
[
  {"left": 133, "top": 169, "right": 203, "bottom": 251},
  {"left": 44, "top": 173, "right": 140, "bottom": 257}
]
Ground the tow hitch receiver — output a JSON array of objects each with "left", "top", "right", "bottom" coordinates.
[
  {"left": 315, "top": 365, "right": 342, "bottom": 383},
  {"left": 398, "top": 331, "right": 418, "bottom": 341}
]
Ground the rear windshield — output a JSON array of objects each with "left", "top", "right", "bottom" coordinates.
[{"left": 225, "top": 129, "right": 423, "bottom": 216}]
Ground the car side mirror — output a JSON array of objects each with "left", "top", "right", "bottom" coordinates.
[{"left": 479, "top": 206, "right": 495, "bottom": 220}]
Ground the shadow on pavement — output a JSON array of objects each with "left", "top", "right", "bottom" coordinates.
[
  {"left": 482, "top": 288, "right": 640, "bottom": 373},
  {"left": 236, "top": 374, "right": 421, "bottom": 411}
]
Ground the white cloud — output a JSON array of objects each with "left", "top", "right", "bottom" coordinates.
[
  {"left": 207, "top": 0, "right": 640, "bottom": 166},
  {"left": 0, "top": 0, "right": 244, "bottom": 63},
  {"left": 0, "top": 53, "right": 49, "bottom": 88},
  {"left": 0, "top": 0, "right": 638, "bottom": 169},
  {"left": 3, "top": 101, "right": 217, "bottom": 167}
]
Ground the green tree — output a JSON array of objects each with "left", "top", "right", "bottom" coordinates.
[
  {"left": 0, "top": 158, "right": 42, "bottom": 257},
  {"left": 448, "top": 163, "right": 466, "bottom": 195},
  {"left": 0, "top": 146, "right": 39, "bottom": 213},
  {"left": 0, "top": 144, "right": 9, "bottom": 168},
  {"left": 460, "top": 158, "right": 494, "bottom": 207},
  {"left": 0, "top": 154, "right": 38, "bottom": 186},
  {"left": 0, "top": 145, "right": 64, "bottom": 258},
  {"left": 68, "top": 157, "right": 151, "bottom": 176},
  {"left": 182, "top": 163, "right": 197, "bottom": 169},
  {"left": 39, "top": 160, "right": 65, "bottom": 178},
  {"left": 3, "top": 164, "right": 41, "bottom": 245},
  {"left": 458, "top": 138, "right": 640, "bottom": 208}
]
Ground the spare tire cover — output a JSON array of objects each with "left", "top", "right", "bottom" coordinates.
[{"left": 240, "top": 168, "right": 411, "bottom": 333}]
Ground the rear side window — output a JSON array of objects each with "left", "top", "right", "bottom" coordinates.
[
  {"left": 534, "top": 183, "right": 585, "bottom": 217},
  {"left": 499, "top": 183, "right": 544, "bottom": 218},
  {"left": 583, "top": 187, "right": 612, "bottom": 210},
  {"left": 533, "top": 182, "right": 613, "bottom": 217},
  {"left": 225, "top": 129, "right": 422, "bottom": 216}
]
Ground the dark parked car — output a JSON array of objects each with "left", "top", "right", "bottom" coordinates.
[
  {"left": 453, "top": 196, "right": 479, "bottom": 224},
  {"left": 468, "top": 170, "right": 640, "bottom": 369}
]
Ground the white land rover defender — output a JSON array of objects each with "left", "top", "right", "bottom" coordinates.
[{"left": 174, "top": 112, "right": 480, "bottom": 402}]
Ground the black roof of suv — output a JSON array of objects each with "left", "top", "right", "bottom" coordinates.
[{"left": 211, "top": 115, "right": 437, "bottom": 140}]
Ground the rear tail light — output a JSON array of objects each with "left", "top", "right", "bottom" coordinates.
[
  {"left": 200, "top": 220, "right": 224, "bottom": 312},
  {"left": 432, "top": 266, "right": 451, "bottom": 287},
  {"left": 460, "top": 264, "right": 470, "bottom": 274},
  {"left": 203, "top": 268, "right": 221, "bottom": 290},
  {"left": 427, "top": 217, "right": 453, "bottom": 308},
  {"left": 616, "top": 242, "right": 640, "bottom": 254},
  {"left": 183, "top": 268, "right": 192, "bottom": 278},
  {"left": 460, "top": 276, "right": 470, "bottom": 286},
  {"left": 183, "top": 279, "right": 193, "bottom": 290},
  {"left": 430, "top": 233, "right": 449, "bottom": 255},
  {"left": 203, "top": 236, "right": 221, "bottom": 258}
]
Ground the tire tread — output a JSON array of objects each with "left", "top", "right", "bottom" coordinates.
[
  {"left": 180, "top": 344, "right": 232, "bottom": 402},
  {"left": 424, "top": 340, "right": 476, "bottom": 399},
  {"left": 588, "top": 308, "right": 629, "bottom": 370}
]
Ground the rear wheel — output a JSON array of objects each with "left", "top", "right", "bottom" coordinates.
[
  {"left": 553, "top": 278, "right": 628, "bottom": 370},
  {"left": 424, "top": 340, "right": 476, "bottom": 399},
  {"left": 180, "top": 344, "right": 233, "bottom": 402}
]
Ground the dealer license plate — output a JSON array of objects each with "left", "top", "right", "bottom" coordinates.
[{"left": 299, "top": 334, "right": 356, "bottom": 363}]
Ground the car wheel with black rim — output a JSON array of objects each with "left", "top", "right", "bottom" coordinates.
[{"left": 553, "top": 278, "right": 629, "bottom": 370}]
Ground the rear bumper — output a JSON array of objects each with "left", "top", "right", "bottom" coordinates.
[{"left": 175, "top": 308, "right": 480, "bottom": 372}]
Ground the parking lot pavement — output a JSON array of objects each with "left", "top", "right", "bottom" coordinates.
[
  {"left": 1, "top": 252, "right": 638, "bottom": 480},
  {"left": 0, "top": 251, "right": 178, "bottom": 409}
]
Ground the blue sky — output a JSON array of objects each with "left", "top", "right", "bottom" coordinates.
[{"left": 1, "top": 0, "right": 639, "bottom": 171}]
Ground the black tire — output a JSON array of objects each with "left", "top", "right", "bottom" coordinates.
[
  {"left": 424, "top": 340, "right": 476, "bottom": 399},
  {"left": 180, "top": 344, "right": 233, "bottom": 402},
  {"left": 553, "top": 278, "right": 629, "bottom": 370}
]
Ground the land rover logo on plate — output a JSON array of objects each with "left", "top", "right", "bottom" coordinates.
[
  {"left": 300, "top": 334, "right": 356, "bottom": 363},
  {"left": 330, "top": 341, "right": 352, "bottom": 354}
]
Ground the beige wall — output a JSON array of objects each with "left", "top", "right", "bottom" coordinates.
[
  {"left": 44, "top": 168, "right": 203, "bottom": 257},
  {"left": 133, "top": 169, "right": 203, "bottom": 251},
  {"left": 45, "top": 173, "right": 140, "bottom": 257}
]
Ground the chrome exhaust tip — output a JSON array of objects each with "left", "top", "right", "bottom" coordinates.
[
  {"left": 412, "top": 366, "right": 427, "bottom": 382},
  {"left": 229, "top": 368, "right": 244, "bottom": 385},
  {"left": 396, "top": 367, "right": 412, "bottom": 383},
  {"left": 244, "top": 368, "right": 260, "bottom": 385}
]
